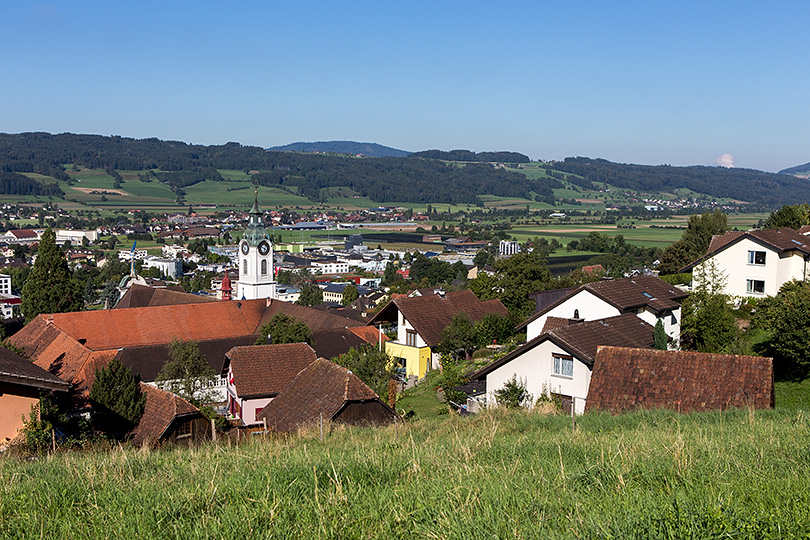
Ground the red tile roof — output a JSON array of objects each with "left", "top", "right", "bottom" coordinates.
[
  {"left": 226, "top": 343, "right": 317, "bottom": 399},
  {"left": 368, "top": 290, "right": 509, "bottom": 347},
  {"left": 130, "top": 383, "right": 202, "bottom": 447},
  {"left": 257, "top": 358, "right": 398, "bottom": 432},
  {"left": 585, "top": 346, "right": 774, "bottom": 413}
]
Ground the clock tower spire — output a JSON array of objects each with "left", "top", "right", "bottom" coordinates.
[{"left": 235, "top": 188, "right": 276, "bottom": 300}]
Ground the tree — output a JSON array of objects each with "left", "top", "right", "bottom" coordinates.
[
  {"left": 763, "top": 204, "right": 810, "bottom": 230},
  {"left": 492, "top": 252, "right": 552, "bottom": 320},
  {"left": 156, "top": 339, "right": 216, "bottom": 404},
  {"left": 333, "top": 345, "right": 396, "bottom": 398},
  {"left": 296, "top": 281, "right": 323, "bottom": 306},
  {"left": 341, "top": 283, "right": 359, "bottom": 306},
  {"left": 755, "top": 279, "right": 810, "bottom": 379},
  {"left": 21, "top": 228, "right": 83, "bottom": 322},
  {"left": 494, "top": 375, "right": 529, "bottom": 409},
  {"left": 438, "top": 313, "right": 478, "bottom": 359},
  {"left": 255, "top": 313, "right": 313, "bottom": 346},
  {"left": 474, "top": 313, "right": 514, "bottom": 346},
  {"left": 654, "top": 319, "right": 667, "bottom": 350},
  {"left": 659, "top": 211, "right": 728, "bottom": 275},
  {"left": 89, "top": 358, "right": 146, "bottom": 434},
  {"left": 681, "top": 260, "right": 738, "bottom": 353}
]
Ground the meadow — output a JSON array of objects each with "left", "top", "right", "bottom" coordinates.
[{"left": 1, "top": 407, "right": 808, "bottom": 539}]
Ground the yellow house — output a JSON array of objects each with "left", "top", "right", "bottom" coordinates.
[{"left": 368, "top": 290, "right": 509, "bottom": 380}]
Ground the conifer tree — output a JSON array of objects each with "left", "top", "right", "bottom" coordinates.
[
  {"left": 654, "top": 319, "right": 668, "bottom": 350},
  {"left": 21, "top": 228, "right": 82, "bottom": 322},
  {"left": 89, "top": 358, "right": 146, "bottom": 433}
]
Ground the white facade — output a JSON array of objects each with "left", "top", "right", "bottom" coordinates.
[
  {"left": 499, "top": 240, "right": 520, "bottom": 256},
  {"left": 162, "top": 244, "right": 189, "bottom": 259},
  {"left": 485, "top": 339, "right": 591, "bottom": 415},
  {"left": 118, "top": 249, "right": 148, "bottom": 261},
  {"left": 225, "top": 365, "right": 273, "bottom": 426},
  {"left": 0, "top": 274, "right": 10, "bottom": 296},
  {"left": 55, "top": 229, "right": 99, "bottom": 244},
  {"left": 235, "top": 239, "right": 276, "bottom": 301},
  {"left": 311, "top": 260, "right": 349, "bottom": 274},
  {"left": 526, "top": 289, "right": 680, "bottom": 343},
  {"left": 694, "top": 237, "right": 809, "bottom": 298},
  {"left": 142, "top": 257, "right": 183, "bottom": 279}
]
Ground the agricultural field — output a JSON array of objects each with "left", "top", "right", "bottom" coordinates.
[{"left": 1, "top": 407, "right": 809, "bottom": 538}]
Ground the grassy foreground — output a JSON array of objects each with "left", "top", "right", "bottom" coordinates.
[{"left": 2, "top": 408, "right": 809, "bottom": 539}]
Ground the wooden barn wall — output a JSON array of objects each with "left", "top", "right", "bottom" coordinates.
[{"left": 336, "top": 401, "right": 397, "bottom": 425}]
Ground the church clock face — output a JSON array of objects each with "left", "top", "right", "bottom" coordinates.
[
  {"left": 258, "top": 240, "right": 270, "bottom": 256},
  {"left": 240, "top": 241, "right": 249, "bottom": 255}
]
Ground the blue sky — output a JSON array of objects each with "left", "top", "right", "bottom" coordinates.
[{"left": 2, "top": 1, "right": 808, "bottom": 172}]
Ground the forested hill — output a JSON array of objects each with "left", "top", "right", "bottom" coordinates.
[
  {"left": 0, "top": 132, "right": 553, "bottom": 204},
  {"left": 779, "top": 162, "right": 810, "bottom": 176},
  {"left": 266, "top": 141, "right": 409, "bottom": 158},
  {"left": 551, "top": 157, "right": 810, "bottom": 208},
  {"left": 410, "top": 149, "right": 531, "bottom": 163}
]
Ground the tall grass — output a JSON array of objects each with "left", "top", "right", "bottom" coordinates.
[{"left": 2, "top": 408, "right": 809, "bottom": 539}]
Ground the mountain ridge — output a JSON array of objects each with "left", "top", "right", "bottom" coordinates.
[{"left": 266, "top": 140, "right": 410, "bottom": 158}]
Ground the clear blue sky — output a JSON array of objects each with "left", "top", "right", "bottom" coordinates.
[{"left": 2, "top": 1, "right": 808, "bottom": 172}]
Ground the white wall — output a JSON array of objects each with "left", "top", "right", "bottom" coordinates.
[
  {"left": 696, "top": 238, "right": 807, "bottom": 297},
  {"left": 526, "top": 290, "right": 620, "bottom": 340},
  {"left": 397, "top": 311, "right": 428, "bottom": 348},
  {"left": 486, "top": 339, "right": 591, "bottom": 415},
  {"left": 637, "top": 307, "right": 681, "bottom": 343}
]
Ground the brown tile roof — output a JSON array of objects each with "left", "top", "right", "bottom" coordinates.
[
  {"left": 130, "top": 383, "right": 202, "bottom": 447},
  {"left": 225, "top": 343, "right": 317, "bottom": 399},
  {"left": 347, "top": 326, "right": 387, "bottom": 345},
  {"left": 472, "top": 314, "right": 654, "bottom": 380},
  {"left": 257, "top": 358, "right": 398, "bottom": 432},
  {"left": 682, "top": 228, "right": 810, "bottom": 272},
  {"left": 541, "top": 316, "right": 575, "bottom": 333},
  {"left": 258, "top": 300, "right": 364, "bottom": 333},
  {"left": 368, "top": 290, "right": 509, "bottom": 347},
  {"left": 115, "top": 284, "right": 216, "bottom": 309},
  {"left": 585, "top": 346, "right": 774, "bottom": 413},
  {"left": 0, "top": 346, "right": 69, "bottom": 391},
  {"left": 519, "top": 276, "right": 687, "bottom": 330}
]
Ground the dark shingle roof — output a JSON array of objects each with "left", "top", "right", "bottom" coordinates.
[
  {"left": 130, "top": 383, "right": 202, "bottom": 447},
  {"left": 519, "top": 276, "right": 687, "bottom": 330},
  {"left": 257, "top": 358, "right": 398, "bottom": 432},
  {"left": 0, "top": 346, "right": 69, "bottom": 391},
  {"left": 368, "top": 290, "right": 508, "bottom": 347},
  {"left": 115, "top": 284, "right": 216, "bottom": 309},
  {"left": 472, "top": 314, "right": 654, "bottom": 380},
  {"left": 682, "top": 228, "right": 810, "bottom": 272},
  {"left": 225, "top": 343, "right": 317, "bottom": 399},
  {"left": 585, "top": 346, "right": 774, "bottom": 413}
]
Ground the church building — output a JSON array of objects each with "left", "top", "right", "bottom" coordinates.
[{"left": 236, "top": 191, "right": 277, "bottom": 301}]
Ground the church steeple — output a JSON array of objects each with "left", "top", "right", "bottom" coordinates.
[
  {"left": 235, "top": 188, "right": 276, "bottom": 301},
  {"left": 242, "top": 188, "right": 271, "bottom": 246}
]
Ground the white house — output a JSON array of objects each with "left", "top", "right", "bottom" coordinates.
[
  {"left": 142, "top": 257, "right": 183, "bottom": 279},
  {"left": 682, "top": 228, "right": 810, "bottom": 298},
  {"left": 469, "top": 314, "right": 654, "bottom": 414},
  {"left": 521, "top": 276, "right": 687, "bottom": 345}
]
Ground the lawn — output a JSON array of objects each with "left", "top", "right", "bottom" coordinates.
[{"left": 1, "top": 407, "right": 809, "bottom": 538}]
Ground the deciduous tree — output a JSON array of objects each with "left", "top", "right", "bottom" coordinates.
[
  {"left": 156, "top": 339, "right": 216, "bottom": 404},
  {"left": 255, "top": 313, "right": 313, "bottom": 346}
]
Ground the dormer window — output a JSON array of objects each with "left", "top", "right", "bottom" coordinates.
[{"left": 748, "top": 250, "right": 766, "bottom": 265}]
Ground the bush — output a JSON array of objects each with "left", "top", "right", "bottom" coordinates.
[{"left": 493, "top": 375, "right": 529, "bottom": 409}]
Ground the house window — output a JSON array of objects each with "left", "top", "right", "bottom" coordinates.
[
  {"left": 406, "top": 330, "right": 418, "bottom": 347},
  {"left": 748, "top": 250, "right": 766, "bottom": 265},
  {"left": 261, "top": 259, "right": 267, "bottom": 276},
  {"left": 552, "top": 354, "right": 574, "bottom": 378},
  {"left": 746, "top": 279, "right": 765, "bottom": 294}
]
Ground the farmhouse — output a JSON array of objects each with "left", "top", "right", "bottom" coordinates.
[
  {"left": 223, "top": 343, "right": 317, "bottom": 425},
  {"left": 681, "top": 227, "right": 810, "bottom": 297},
  {"left": 257, "top": 358, "right": 399, "bottom": 432},
  {"left": 130, "top": 383, "right": 212, "bottom": 448}
]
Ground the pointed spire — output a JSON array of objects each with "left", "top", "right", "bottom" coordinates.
[{"left": 249, "top": 187, "right": 262, "bottom": 216}]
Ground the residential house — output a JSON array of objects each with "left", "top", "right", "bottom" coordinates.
[
  {"left": 468, "top": 314, "right": 654, "bottom": 414},
  {"left": 2, "top": 229, "right": 42, "bottom": 245},
  {"left": 321, "top": 282, "right": 371, "bottom": 304},
  {"left": 129, "top": 383, "right": 211, "bottom": 448},
  {"left": 223, "top": 343, "right": 317, "bottom": 425},
  {"left": 0, "top": 274, "right": 21, "bottom": 319},
  {"left": 681, "top": 228, "right": 810, "bottom": 297},
  {"left": 585, "top": 346, "right": 774, "bottom": 413},
  {"left": 257, "top": 358, "right": 399, "bottom": 432},
  {"left": 520, "top": 276, "right": 687, "bottom": 345},
  {"left": 368, "top": 290, "right": 509, "bottom": 380},
  {"left": 0, "top": 346, "right": 69, "bottom": 446}
]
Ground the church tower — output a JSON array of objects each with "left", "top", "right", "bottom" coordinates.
[{"left": 235, "top": 190, "right": 276, "bottom": 300}]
